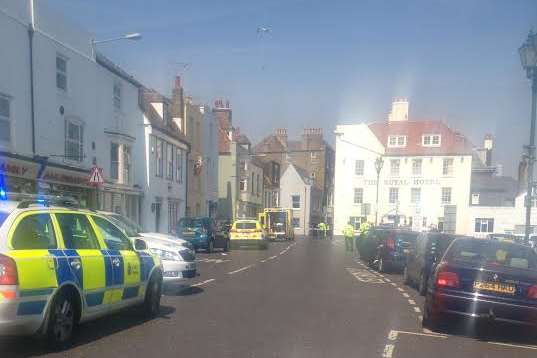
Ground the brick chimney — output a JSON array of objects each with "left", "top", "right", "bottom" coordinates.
[
  {"left": 171, "top": 76, "right": 185, "bottom": 132},
  {"left": 301, "top": 128, "right": 323, "bottom": 150},
  {"left": 388, "top": 98, "right": 409, "bottom": 122},
  {"left": 275, "top": 128, "right": 288, "bottom": 147}
]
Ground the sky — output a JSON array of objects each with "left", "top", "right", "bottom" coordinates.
[{"left": 47, "top": 0, "right": 537, "bottom": 176}]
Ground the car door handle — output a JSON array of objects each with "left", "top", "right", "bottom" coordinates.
[
  {"left": 47, "top": 258, "right": 56, "bottom": 271},
  {"left": 70, "top": 259, "right": 81, "bottom": 271},
  {"left": 112, "top": 258, "right": 121, "bottom": 267}
]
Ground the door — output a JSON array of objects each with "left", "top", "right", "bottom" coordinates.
[
  {"left": 155, "top": 203, "right": 161, "bottom": 233},
  {"left": 91, "top": 216, "right": 141, "bottom": 303},
  {"left": 8, "top": 213, "right": 58, "bottom": 304},
  {"left": 54, "top": 213, "right": 106, "bottom": 312}
]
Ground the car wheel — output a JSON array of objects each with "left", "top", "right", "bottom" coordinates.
[
  {"left": 418, "top": 272, "right": 427, "bottom": 296},
  {"left": 403, "top": 266, "right": 410, "bottom": 285},
  {"left": 207, "top": 240, "right": 214, "bottom": 253},
  {"left": 46, "top": 289, "right": 77, "bottom": 348},
  {"left": 143, "top": 273, "right": 162, "bottom": 317}
]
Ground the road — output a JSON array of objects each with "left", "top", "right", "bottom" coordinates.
[{"left": 2, "top": 237, "right": 537, "bottom": 357}]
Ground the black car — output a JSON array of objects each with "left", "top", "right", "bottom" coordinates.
[
  {"left": 357, "top": 228, "right": 418, "bottom": 273},
  {"left": 424, "top": 238, "right": 537, "bottom": 331},
  {"left": 403, "top": 232, "right": 459, "bottom": 295}
]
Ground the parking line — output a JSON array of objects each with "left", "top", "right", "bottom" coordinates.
[
  {"left": 279, "top": 250, "right": 287, "bottom": 255},
  {"left": 191, "top": 279, "right": 215, "bottom": 287},
  {"left": 413, "top": 306, "right": 421, "bottom": 313},
  {"left": 390, "top": 283, "right": 397, "bottom": 287},
  {"left": 397, "top": 287, "right": 405, "bottom": 292},
  {"left": 487, "top": 342, "right": 537, "bottom": 350},
  {"left": 382, "top": 344, "right": 395, "bottom": 358},
  {"left": 408, "top": 299, "right": 416, "bottom": 305},
  {"left": 384, "top": 278, "right": 391, "bottom": 282},
  {"left": 395, "top": 330, "right": 447, "bottom": 339},
  {"left": 228, "top": 265, "right": 254, "bottom": 275},
  {"left": 402, "top": 293, "right": 410, "bottom": 298}
]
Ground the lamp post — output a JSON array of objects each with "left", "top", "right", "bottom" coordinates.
[
  {"left": 374, "top": 156, "right": 384, "bottom": 226},
  {"left": 520, "top": 31, "right": 537, "bottom": 243},
  {"left": 91, "top": 33, "right": 142, "bottom": 57}
]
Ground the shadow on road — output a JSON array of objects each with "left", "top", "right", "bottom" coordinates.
[
  {"left": 435, "top": 318, "right": 537, "bottom": 346},
  {"left": 164, "top": 285, "right": 204, "bottom": 297},
  {"left": 0, "top": 305, "right": 176, "bottom": 357}
]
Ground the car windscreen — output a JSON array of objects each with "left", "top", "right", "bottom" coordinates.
[
  {"left": 0, "top": 212, "right": 8, "bottom": 227},
  {"left": 445, "top": 240, "right": 537, "bottom": 270},
  {"left": 236, "top": 222, "right": 257, "bottom": 230},
  {"left": 178, "top": 218, "right": 204, "bottom": 229}
]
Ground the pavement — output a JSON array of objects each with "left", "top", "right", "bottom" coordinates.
[{"left": 2, "top": 236, "right": 537, "bottom": 357}]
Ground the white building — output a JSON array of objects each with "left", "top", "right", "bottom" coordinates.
[
  {"left": 137, "top": 88, "right": 189, "bottom": 233},
  {"left": 201, "top": 105, "right": 219, "bottom": 217},
  {"left": 280, "top": 163, "right": 322, "bottom": 236},
  {"left": 334, "top": 99, "right": 473, "bottom": 235}
]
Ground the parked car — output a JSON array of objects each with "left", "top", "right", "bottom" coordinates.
[
  {"left": 102, "top": 212, "right": 197, "bottom": 285},
  {"left": 357, "top": 228, "right": 418, "bottom": 273},
  {"left": 216, "top": 220, "right": 232, "bottom": 241},
  {"left": 403, "top": 232, "right": 459, "bottom": 295},
  {"left": 230, "top": 219, "right": 268, "bottom": 250},
  {"left": 177, "top": 217, "right": 230, "bottom": 253},
  {"left": 0, "top": 198, "right": 162, "bottom": 347},
  {"left": 423, "top": 238, "right": 537, "bottom": 331}
]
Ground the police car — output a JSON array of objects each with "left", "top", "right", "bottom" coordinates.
[{"left": 0, "top": 196, "right": 163, "bottom": 347}]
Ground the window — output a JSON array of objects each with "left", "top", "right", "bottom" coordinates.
[
  {"left": 239, "top": 161, "right": 247, "bottom": 171},
  {"left": 349, "top": 216, "right": 362, "bottom": 230},
  {"left": 11, "top": 214, "right": 57, "bottom": 250},
  {"left": 56, "top": 214, "right": 99, "bottom": 250},
  {"left": 474, "top": 218, "right": 494, "bottom": 233},
  {"left": 156, "top": 139, "right": 163, "bottom": 177},
  {"left": 388, "top": 135, "right": 407, "bottom": 148},
  {"left": 110, "top": 143, "right": 119, "bottom": 180},
  {"left": 471, "top": 193, "right": 480, "bottom": 205},
  {"left": 412, "top": 159, "right": 422, "bottom": 176},
  {"left": 422, "top": 134, "right": 441, "bottom": 147},
  {"left": 441, "top": 187, "right": 452, "bottom": 204},
  {"left": 0, "top": 95, "right": 10, "bottom": 143},
  {"left": 123, "top": 144, "right": 132, "bottom": 184},
  {"left": 56, "top": 55, "right": 67, "bottom": 91},
  {"left": 240, "top": 178, "right": 247, "bottom": 191},
  {"left": 355, "top": 160, "right": 364, "bottom": 176},
  {"left": 390, "top": 159, "right": 400, "bottom": 176},
  {"left": 113, "top": 82, "right": 121, "bottom": 110},
  {"left": 411, "top": 188, "right": 421, "bottom": 204},
  {"left": 65, "top": 119, "right": 83, "bottom": 162},
  {"left": 389, "top": 187, "right": 399, "bottom": 204},
  {"left": 353, "top": 188, "right": 363, "bottom": 204},
  {"left": 442, "top": 158, "right": 454, "bottom": 176},
  {"left": 176, "top": 148, "right": 183, "bottom": 183},
  {"left": 292, "top": 195, "right": 301, "bottom": 209},
  {"left": 292, "top": 218, "right": 300, "bottom": 228},
  {"left": 166, "top": 143, "right": 174, "bottom": 180},
  {"left": 93, "top": 216, "right": 132, "bottom": 250},
  {"left": 168, "top": 201, "right": 179, "bottom": 234}
]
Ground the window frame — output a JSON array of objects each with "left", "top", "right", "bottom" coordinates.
[
  {"left": 113, "top": 81, "right": 122, "bottom": 110},
  {"left": 110, "top": 142, "right": 120, "bottom": 180},
  {"left": 411, "top": 159, "right": 422, "bottom": 176},
  {"left": 355, "top": 160, "right": 364, "bottom": 176},
  {"left": 64, "top": 118, "right": 84, "bottom": 162},
  {"left": 411, "top": 187, "right": 421, "bottom": 204},
  {"left": 442, "top": 158, "right": 454, "bottom": 176},
  {"left": 0, "top": 94, "right": 11, "bottom": 144},
  {"left": 441, "top": 187, "right": 452, "bottom": 205},
  {"left": 56, "top": 213, "right": 101, "bottom": 250},
  {"left": 387, "top": 135, "right": 407, "bottom": 148},
  {"left": 353, "top": 188, "right": 363, "bottom": 205},
  {"left": 389, "top": 187, "right": 399, "bottom": 204},
  {"left": 422, "top": 134, "right": 441, "bottom": 147},
  {"left": 56, "top": 54, "right": 68, "bottom": 92},
  {"left": 474, "top": 218, "right": 494, "bottom": 233},
  {"left": 292, "top": 195, "right": 301, "bottom": 209},
  {"left": 390, "top": 159, "right": 400, "bottom": 176},
  {"left": 10, "top": 213, "right": 58, "bottom": 250}
]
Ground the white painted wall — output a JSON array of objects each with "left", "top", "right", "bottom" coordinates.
[
  {"left": 203, "top": 107, "right": 219, "bottom": 213},
  {"left": 280, "top": 165, "right": 313, "bottom": 236},
  {"left": 334, "top": 123, "right": 473, "bottom": 235}
]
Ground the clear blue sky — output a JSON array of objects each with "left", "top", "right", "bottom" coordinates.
[{"left": 48, "top": 0, "right": 536, "bottom": 176}]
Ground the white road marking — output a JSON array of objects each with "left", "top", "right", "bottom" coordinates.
[
  {"left": 487, "top": 342, "right": 537, "bottom": 350},
  {"left": 390, "top": 283, "right": 397, "bottom": 287},
  {"left": 388, "top": 330, "right": 399, "bottom": 341},
  {"left": 397, "top": 287, "right": 404, "bottom": 292},
  {"left": 402, "top": 293, "right": 410, "bottom": 298},
  {"left": 279, "top": 250, "right": 287, "bottom": 255},
  {"left": 384, "top": 278, "right": 391, "bottom": 282},
  {"left": 191, "top": 279, "right": 215, "bottom": 287},
  {"left": 408, "top": 299, "right": 416, "bottom": 305},
  {"left": 269, "top": 255, "right": 278, "bottom": 260},
  {"left": 418, "top": 315, "right": 423, "bottom": 322},
  {"left": 228, "top": 265, "right": 254, "bottom": 275},
  {"left": 413, "top": 306, "right": 421, "bottom": 313},
  {"left": 395, "top": 330, "right": 447, "bottom": 339},
  {"left": 382, "top": 344, "right": 395, "bottom": 358},
  {"left": 346, "top": 268, "right": 386, "bottom": 284}
]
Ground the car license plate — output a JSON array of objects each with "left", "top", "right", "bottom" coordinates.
[
  {"left": 473, "top": 281, "right": 515, "bottom": 295},
  {"left": 164, "top": 271, "right": 180, "bottom": 278}
]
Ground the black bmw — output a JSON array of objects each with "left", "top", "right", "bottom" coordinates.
[{"left": 424, "top": 238, "right": 537, "bottom": 330}]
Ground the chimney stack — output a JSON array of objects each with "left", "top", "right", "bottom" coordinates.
[
  {"left": 388, "top": 98, "right": 409, "bottom": 122},
  {"left": 171, "top": 76, "right": 185, "bottom": 132},
  {"left": 483, "top": 134, "right": 493, "bottom": 167},
  {"left": 275, "top": 128, "right": 288, "bottom": 147}
]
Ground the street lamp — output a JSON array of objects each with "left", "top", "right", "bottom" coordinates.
[
  {"left": 374, "top": 156, "right": 384, "bottom": 226},
  {"left": 91, "top": 33, "right": 142, "bottom": 57},
  {"left": 519, "top": 31, "right": 537, "bottom": 243}
]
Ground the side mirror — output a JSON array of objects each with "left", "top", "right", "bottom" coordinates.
[{"left": 134, "top": 238, "right": 148, "bottom": 251}]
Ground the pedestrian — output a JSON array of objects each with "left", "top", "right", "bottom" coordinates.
[
  {"left": 317, "top": 222, "right": 328, "bottom": 240},
  {"left": 343, "top": 222, "right": 355, "bottom": 252}
]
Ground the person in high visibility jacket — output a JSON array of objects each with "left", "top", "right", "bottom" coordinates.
[
  {"left": 343, "top": 222, "right": 355, "bottom": 251},
  {"left": 359, "top": 221, "right": 371, "bottom": 236},
  {"left": 317, "top": 222, "right": 328, "bottom": 239}
]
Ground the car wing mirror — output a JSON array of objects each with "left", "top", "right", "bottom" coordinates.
[{"left": 134, "top": 238, "right": 148, "bottom": 251}]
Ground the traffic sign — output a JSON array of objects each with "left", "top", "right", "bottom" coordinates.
[{"left": 88, "top": 166, "right": 104, "bottom": 186}]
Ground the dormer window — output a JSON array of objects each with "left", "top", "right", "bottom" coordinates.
[
  {"left": 388, "top": 135, "right": 406, "bottom": 148},
  {"left": 422, "top": 134, "right": 441, "bottom": 147}
]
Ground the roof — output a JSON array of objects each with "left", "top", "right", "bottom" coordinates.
[
  {"left": 368, "top": 120, "right": 473, "bottom": 156},
  {"left": 470, "top": 173, "right": 519, "bottom": 206},
  {"left": 139, "top": 88, "right": 190, "bottom": 145},
  {"left": 96, "top": 52, "right": 142, "bottom": 88}
]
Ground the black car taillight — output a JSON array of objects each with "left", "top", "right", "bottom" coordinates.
[
  {"left": 0, "top": 254, "right": 18, "bottom": 285},
  {"left": 435, "top": 264, "right": 460, "bottom": 289}
]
